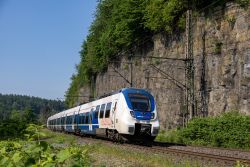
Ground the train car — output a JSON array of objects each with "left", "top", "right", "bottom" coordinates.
[{"left": 47, "top": 88, "right": 160, "bottom": 142}]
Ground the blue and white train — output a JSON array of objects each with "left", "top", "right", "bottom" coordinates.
[{"left": 47, "top": 88, "right": 160, "bottom": 142}]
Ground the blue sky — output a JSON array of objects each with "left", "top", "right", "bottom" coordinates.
[{"left": 0, "top": 0, "right": 98, "bottom": 100}]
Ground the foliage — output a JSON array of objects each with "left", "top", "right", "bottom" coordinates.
[
  {"left": 0, "top": 94, "right": 66, "bottom": 139},
  {"left": 236, "top": 0, "right": 250, "bottom": 7},
  {"left": 156, "top": 129, "right": 183, "bottom": 143},
  {"left": 65, "top": 0, "right": 150, "bottom": 107},
  {"left": 156, "top": 112, "right": 250, "bottom": 149},
  {"left": 0, "top": 108, "right": 36, "bottom": 140},
  {"left": 0, "top": 119, "right": 27, "bottom": 140},
  {"left": 0, "top": 124, "right": 90, "bottom": 167},
  {"left": 180, "top": 112, "right": 250, "bottom": 149},
  {"left": 0, "top": 93, "right": 66, "bottom": 123}
]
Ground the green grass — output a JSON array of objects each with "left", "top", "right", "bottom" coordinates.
[
  {"left": 41, "top": 128, "right": 203, "bottom": 167},
  {"left": 89, "top": 143, "right": 201, "bottom": 167}
]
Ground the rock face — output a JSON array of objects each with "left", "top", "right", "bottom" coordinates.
[{"left": 79, "top": 3, "right": 250, "bottom": 130}]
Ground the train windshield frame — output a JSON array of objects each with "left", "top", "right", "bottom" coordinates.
[{"left": 128, "top": 93, "right": 151, "bottom": 112}]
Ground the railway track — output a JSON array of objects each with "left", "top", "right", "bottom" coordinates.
[
  {"left": 151, "top": 145, "right": 250, "bottom": 166},
  {"left": 154, "top": 141, "right": 250, "bottom": 162},
  {"left": 51, "top": 131, "right": 250, "bottom": 166}
]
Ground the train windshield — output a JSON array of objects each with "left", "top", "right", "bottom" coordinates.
[{"left": 128, "top": 93, "right": 151, "bottom": 112}]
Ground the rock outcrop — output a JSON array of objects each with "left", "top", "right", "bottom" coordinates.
[{"left": 78, "top": 3, "right": 250, "bottom": 129}]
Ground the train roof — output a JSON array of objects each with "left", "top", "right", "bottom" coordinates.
[
  {"left": 97, "top": 88, "right": 151, "bottom": 99},
  {"left": 47, "top": 88, "right": 152, "bottom": 120}
]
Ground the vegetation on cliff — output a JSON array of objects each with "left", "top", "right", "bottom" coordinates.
[{"left": 66, "top": 0, "right": 249, "bottom": 107}]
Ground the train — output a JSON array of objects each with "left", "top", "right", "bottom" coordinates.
[{"left": 47, "top": 88, "right": 160, "bottom": 142}]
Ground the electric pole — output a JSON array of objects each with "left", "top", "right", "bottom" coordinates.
[{"left": 185, "top": 9, "right": 195, "bottom": 120}]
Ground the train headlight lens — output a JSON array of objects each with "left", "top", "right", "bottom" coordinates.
[
  {"left": 130, "top": 111, "right": 135, "bottom": 118},
  {"left": 151, "top": 113, "right": 155, "bottom": 119}
]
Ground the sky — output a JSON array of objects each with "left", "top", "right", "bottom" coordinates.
[{"left": 0, "top": 0, "right": 98, "bottom": 100}]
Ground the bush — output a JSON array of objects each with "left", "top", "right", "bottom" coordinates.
[
  {"left": 156, "top": 129, "right": 183, "bottom": 143},
  {"left": 179, "top": 111, "right": 250, "bottom": 149},
  {"left": 0, "top": 124, "right": 91, "bottom": 166},
  {"left": 0, "top": 119, "right": 27, "bottom": 140},
  {"left": 0, "top": 141, "right": 90, "bottom": 167}
]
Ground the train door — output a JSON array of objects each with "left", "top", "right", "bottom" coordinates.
[
  {"left": 70, "top": 115, "right": 74, "bottom": 132},
  {"left": 104, "top": 102, "right": 112, "bottom": 128},
  {"left": 112, "top": 100, "right": 118, "bottom": 129},
  {"left": 99, "top": 104, "right": 106, "bottom": 128},
  {"left": 75, "top": 106, "right": 81, "bottom": 133},
  {"left": 88, "top": 109, "right": 92, "bottom": 132},
  {"left": 61, "top": 116, "right": 65, "bottom": 131},
  {"left": 65, "top": 114, "right": 69, "bottom": 132},
  {"left": 72, "top": 113, "right": 75, "bottom": 131},
  {"left": 92, "top": 106, "right": 99, "bottom": 131},
  {"left": 73, "top": 112, "right": 77, "bottom": 133}
]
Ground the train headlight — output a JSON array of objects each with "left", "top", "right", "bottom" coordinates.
[
  {"left": 130, "top": 111, "right": 135, "bottom": 118},
  {"left": 151, "top": 113, "right": 155, "bottom": 119}
]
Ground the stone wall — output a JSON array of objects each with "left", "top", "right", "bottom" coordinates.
[{"left": 78, "top": 3, "right": 250, "bottom": 130}]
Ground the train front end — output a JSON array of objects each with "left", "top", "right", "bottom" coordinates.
[{"left": 118, "top": 88, "right": 160, "bottom": 141}]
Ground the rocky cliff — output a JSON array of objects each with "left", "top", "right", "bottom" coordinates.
[{"left": 78, "top": 3, "right": 250, "bottom": 130}]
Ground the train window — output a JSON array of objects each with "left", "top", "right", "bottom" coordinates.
[
  {"left": 85, "top": 114, "right": 89, "bottom": 124},
  {"left": 57, "top": 118, "right": 60, "bottom": 125},
  {"left": 74, "top": 115, "right": 77, "bottom": 124},
  {"left": 94, "top": 111, "right": 98, "bottom": 119},
  {"left": 66, "top": 116, "right": 72, "bottom": 124},
  {"left": 89, "top": 113, "right": 92, "bottom": 124},
  {"left": 99, "top": 104, "right": 106, "bottom": 118},
  {"left": 78, "top": 115, "right": 81, "bottom": 124},
  {"left": 61, "top": 117, "right": 65, "bottom": 124},
  {"left": 105, "top": 102, "right": 112, "bottom": 118},
  {"left": 95, "top": 105, "right": 100, "bottom": 119},
  {"left": 90, "top": 109, "right": 94, "bottom": 122},
  {"left": 83, "top": 115, "right": 86, "bottom": 124},
  {"left": 128, "top": 93, "right": 151, "bottom": 112},
  {"left": 79, "top": 115, "right": 83, "bottom": 124},
  {"left": 66, "top": 117, "right": 68, "bottom": 124}
]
